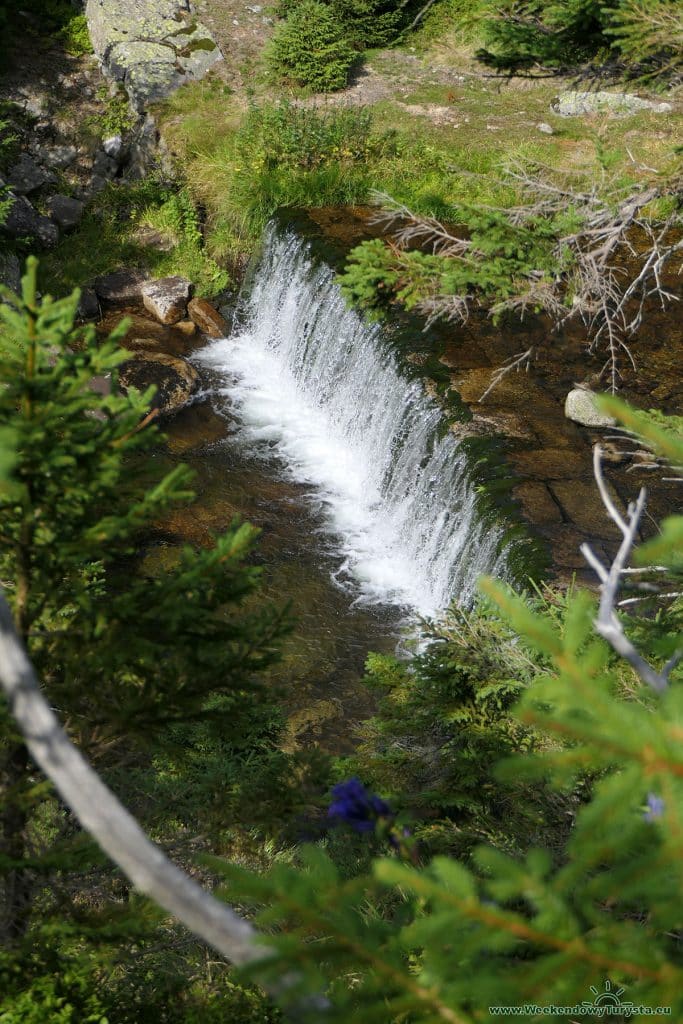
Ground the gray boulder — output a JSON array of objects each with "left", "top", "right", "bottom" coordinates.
[
  {"left": 42, "top": 144, "right": 78, "bottom": 169},
  {"left": 554, "top": 90, "right": 673, "bottom": 117},
  {"left": 564, "top": 388, "right": 616, "bottom": 428},
  {"left": 92, "top": 150, "right": 119, "bottom": 178},
  {"left": 0, "top": 251, "right": 21, "bottom": 292},
  {"left": 2, "top": 194, "right": 59, "bottom": 247},
  {"left": 141, "top": 276, "right": 192, "bottom": 324},
  {"left": 7, "top": 154, "right": 57, "bottom": 195},
  {"left": 77, "top": 286, "right": 101, "bottom": 321},
  {"left": 93, "top": 268, "right": 147, "bottom": 306},
  {"left": 47, "top": 194, "right": 85, "bottom": 232},
  {"left": 103, "top": 134, "right": 125, "bottom": 160}
]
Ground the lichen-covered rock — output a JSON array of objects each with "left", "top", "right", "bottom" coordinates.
[
  {"left": 141, "top": 276, "right": 192, "bottom": 324},
  {"left": 554, "top": 91, "right": 672, "bottom": 117},
  {"left": 564, "top": 388, "right": 616, "bottom": 428},
  {"left": 187, "top": 296, "right": 228, "bottom": 338},
  {"left": 85, "top": 0, "right": 222, "bottom": 111},
  {"left": 119, "top": 351, "right": 199, "bottom": 416}
]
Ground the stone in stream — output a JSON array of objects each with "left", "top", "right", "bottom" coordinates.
[
  {"left": 564, "top": 387, "right": 616, "bottom": 428},
  {"left": 141, "top": 276, "right": 192, "bottom": 324},
  {"left": 119, "top": 351, "right": 199, "bottom": 416},
  {"left": 187, "top": 296, "right": 228, "bottom": 337},
  {"left": 554, "top": 90, "right": 672, "bottom": 117},
  {"left": 93, "top": 268, "right": 147, "bottom": 307},
  {"left": 46, "top": 194, "right": 85, "bottom": 232},
  {"left": 175, "top": 319, "right": 197, "bottom": 336}
]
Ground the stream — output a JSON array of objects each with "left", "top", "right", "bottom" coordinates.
[{"left": 161, "top": 222, "right": 512, "bottom": 752}]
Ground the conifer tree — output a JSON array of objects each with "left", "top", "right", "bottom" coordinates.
[{"left": 0, "top": 259, "right": 289, "bottom": 947}]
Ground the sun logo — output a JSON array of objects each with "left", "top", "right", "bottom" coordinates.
[{"left": 583, "top": 980, "right": 634, "bottom": 1009}]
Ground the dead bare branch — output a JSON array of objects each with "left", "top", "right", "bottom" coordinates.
[{"left": 580, "top": 446, "right": 682, "bottom": 693}]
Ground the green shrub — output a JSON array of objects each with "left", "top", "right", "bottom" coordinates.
[
  {"left": 265, "top": 0, "right": 357, "bottom": 91},
  {"left": 276, "top": 0, "right": 407, "bottom": 49},
  {"left": 58, "top": 13, "right": 92, "bottom": 56}
]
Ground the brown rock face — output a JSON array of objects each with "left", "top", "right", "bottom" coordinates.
[
  {"left": 187, "top": 296, "right": 228, "bottom": 338},
  {"left": 119, "top": 351, "right": 199, "bottom": 416},
  {"left": 141, "top": 276, "right": 192, "bottom": 325}
]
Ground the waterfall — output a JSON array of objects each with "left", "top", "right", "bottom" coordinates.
[{"left": 196, "top": 224, "right": 508, "bottom": 619}]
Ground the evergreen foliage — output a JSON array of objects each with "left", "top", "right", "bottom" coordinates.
[
  {"left": 265, "top": 1, "right": 357, "bottom": 92},
  {"left": 0, "top": 260, "right": 291, "bottom": 1017},
  {"left": 477, "top": 0, "right": 683, "bottom": 77},
  {"left": 351, "top": 602, "right": 575, "bottom": 860},
  {"left": 276, "top": 0, "right": 408, "bottom": 49}
]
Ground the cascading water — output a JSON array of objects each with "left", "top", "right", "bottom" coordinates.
[{"left": 196, "top": 224, "right": 508, "bottom": 619}]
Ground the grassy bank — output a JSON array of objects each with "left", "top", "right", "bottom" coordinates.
[{"left": 156, "top": 29, "right": 682, "bottom": 276}]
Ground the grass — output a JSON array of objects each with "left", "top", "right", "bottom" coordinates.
[
  {"left": 40, "top": 180, "right": 230, "bottom": 299},
  {"left": 159, "top": 51, "right": 681, "bottom": 272}
]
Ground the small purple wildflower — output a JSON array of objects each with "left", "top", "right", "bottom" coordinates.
[
  {"left": 328, "top": 777, "right": 391, "bottom": 833},
  {"left": 644, "top": 793, "right": 665, "bottom": 822}
]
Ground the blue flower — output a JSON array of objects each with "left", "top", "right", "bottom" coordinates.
[
  {"left": 328, "top": 777, "right": 391, "bottom": 833},
  {"left": 644, "top": 793, "right": 665, "bottom": 822}
]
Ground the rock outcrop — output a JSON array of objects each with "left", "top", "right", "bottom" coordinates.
[
  {"left": 554, "top": 90, "right": 672, "bottom": 117},
  {"left": 85, "top": 0, "right": 222, "bottom": 111}
]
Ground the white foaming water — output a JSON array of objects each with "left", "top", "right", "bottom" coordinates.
[{"left": 196, "top": 225, "right": 507, "bottom": 619}]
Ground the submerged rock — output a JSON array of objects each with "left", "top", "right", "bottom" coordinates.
[
  {"left": 187, "top": 296, "right": 228, "bottom": 337},
  {"left": 564, "top": 387, "right": 616, "bottom": 428},
  {"left": 142, "top": 276, "right": 192, "bottom": 324},
  {"left": 554, "top": 91, "right": 672, "bottom": 117},
  {"left": 119, "top": 351, "right": 199, "bottom": 416}
]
